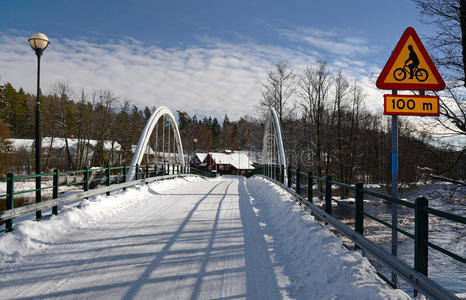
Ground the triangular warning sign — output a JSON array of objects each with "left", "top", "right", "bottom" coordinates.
[{"left": 376, "top": 27, "right": 445, "bottom": 91}]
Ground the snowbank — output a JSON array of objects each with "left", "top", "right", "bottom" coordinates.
[
  {"left": 246, "top": 176, "right": 410, "bottom": 299},
  {"left": 0, "top": 176, "right": 207, "bottom": 266}
]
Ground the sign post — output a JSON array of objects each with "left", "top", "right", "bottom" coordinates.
[
  {"left": 391, "top": 90, "right": 399, "bottom": 287},
  {"left": 376, "top": 27, "right": 445, "bottom": 288}
]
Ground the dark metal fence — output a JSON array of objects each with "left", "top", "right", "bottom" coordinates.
[
  {"left": 189, "top": 167, "right": 217, "bottom": 178},
  {"left": 254, "top": 164, "right": 464, "bottom": 300},
  {"left": 0, "top": 163, "right": 197, "bottom": 233}
]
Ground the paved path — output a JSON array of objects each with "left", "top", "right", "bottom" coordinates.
[{"left": 0, "top": 177, "right": 283, "bottom": 299}]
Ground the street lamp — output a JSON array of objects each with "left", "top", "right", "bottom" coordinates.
[
  {"left": 192, "top": 138, "right": 198, "bottom": 164},
  {"left": 29, "top": 33, "right": 50, "bottom": 219}
]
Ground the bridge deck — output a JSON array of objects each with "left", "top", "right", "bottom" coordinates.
[{"left": 0, "top": 176, "right": 408, "bottom": 299}]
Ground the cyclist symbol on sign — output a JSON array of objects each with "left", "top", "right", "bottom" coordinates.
[{"left": 393, "top": 45, "right": 429, "bottom": 82}]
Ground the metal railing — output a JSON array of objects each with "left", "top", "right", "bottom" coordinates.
[
  {"left": 189, "top": 167, "right": 217, "bottom": 178},
  {"left": 255, "top": 164, "right": 464, "bottom": 300},
  {"left": 0, "top": 163, "right": 196, "bottom": 233}
]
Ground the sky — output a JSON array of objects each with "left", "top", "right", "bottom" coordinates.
[{"left": 0, "top": 0, "right": 438, "bottom": 120}]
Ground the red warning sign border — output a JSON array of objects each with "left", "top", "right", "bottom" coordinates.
[{"left": 376, "top": 27, "right": 445, "bottom": 91}]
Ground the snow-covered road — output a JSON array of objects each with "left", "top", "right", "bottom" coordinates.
[{"left": 0, "top": 176, "right": 409, "bottom": 299}]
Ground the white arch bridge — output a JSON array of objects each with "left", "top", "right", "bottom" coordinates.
[{"left": 0, "top": 106, "right": 460, "bottom": 300}]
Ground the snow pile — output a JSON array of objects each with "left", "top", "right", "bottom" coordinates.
[
  {"left": 0, "top": 176, "right": 206, "bottom": 266},
  {"left": 246, "top": 176, "right": 410, "bottom": 299}
]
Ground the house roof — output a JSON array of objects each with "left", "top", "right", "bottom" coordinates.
[
  {"left": 6, "top": 138, "right": 122, "bottom": 152},
  {"left": 131, "top": 145, "right": 155, "bottom": 154},
  {"left": 208, "top": 152, "right": 254, "bottom": 170},
  {"left": 6, "top": 138, "right": 34, "bottom": 151},
  {"left": 195, "top": 153, "right": 208, "bottom": 162}
]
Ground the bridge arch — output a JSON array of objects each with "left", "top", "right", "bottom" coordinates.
[
  {"left": 261, "top": 107, "right": 287, "bottom": 185},
  {"left": 127, "top": 106, "right": 184, "bottom": 181}
]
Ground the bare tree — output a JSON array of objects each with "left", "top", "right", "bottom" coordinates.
[
  {"left": 76, "top": 88, "right": 92, "bottom": 169},
  {"left": 51, "top": 82, "right": 75, "bottom": 169},
  {"left": 261, "top": 62, "right": 296, "bottom": 124},
  {"left": 413, "top": 0, "right": 466, "bottom": 175},
  {"left": 333, "top": 72, "right": 349, "bottom": 191},
  {"left": 344, "top": 82, "right": 364, "bottom": 185},
  {"left": 414, "top": 0, "right": 465, "bottom": 85},
  {"left": 298, "top": 61, "right": 333, "bottom": 195},
  {"left": 91, "top": 90, "right": 117, "bottom": 166}
]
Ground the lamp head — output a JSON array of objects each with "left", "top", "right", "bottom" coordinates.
[{"left": 28, "top": 33, "right": 50, "bottom": 55}]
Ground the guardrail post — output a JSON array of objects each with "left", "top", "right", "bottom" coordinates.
[
  {"left": 296, "top": 168, "right": 301, "bottom": 195},
  {"left": 135, "top": 164, "right": 139, "bottom": 180},
  {"left": 287, "top": 166, "right": 291, "bottom": 188},
  {"left": 279, "top": 166, "right": 283, "bottom": 184},
  {"left": 161, "top": 163, "right": 164, "bottom": 175},
  {"left": 308, "top": 172, "right": 313, "bottom": 203},
  {"left": 106, "top": 165, "right": 111, "bottom": 196},
  {"left": 84, "top": 167, "right": 89, "bottom": 192},
  {"left": 6, "top": 172, "right": 14, "bottom": 232},
  {"left": 414, "top": 196, "right": 428, "bottom": 296},
  {"left": 52, "top": 169, "right": 59, "bottom": 215},
  {"left": 153, "top": 164, "right": 157, "bottom": 177},
  {"left": 145, "top": 164, "right": 149, "bottom": 179},
  {"left": 355, "top": 182, "right": 364, "bottom": 237},
  {"left": 123, "top": 164, "right": 127, "bottom": 191},
  {"left": 325, "top": 176, "right": 332, "bottom": 215}
]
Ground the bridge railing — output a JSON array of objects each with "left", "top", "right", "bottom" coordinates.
[
  {"left": 189, "top": 167, "right": 217, "bottom": 178},
  {"left": 255, "top": 164, "right": 464, "bottom": 299},
  {"left": 0, "top": 163, "right": 194, "bottom": 234}
]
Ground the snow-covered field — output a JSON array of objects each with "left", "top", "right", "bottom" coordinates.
[{"left": 0, "top": 175, "right": 409, "bottom": 299}]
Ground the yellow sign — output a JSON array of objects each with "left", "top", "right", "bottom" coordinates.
[
  {"left": 384, "top": 94, "right": 439, "bottom": 116},
  {"left": 377, "top": 27, "right": 445, "bottom": 91}
]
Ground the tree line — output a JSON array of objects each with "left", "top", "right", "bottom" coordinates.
[
  {"left": 0, "top": 70, "right": 463, "bottom": 184},
  {"left": 260, "top": 61, "right": 465, "bottom": 189},
  {"left": 0, "top": 80, "right": 263, "bottom": 174}
]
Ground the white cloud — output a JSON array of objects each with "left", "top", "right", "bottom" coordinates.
[
  {"left": 277, "top": 27, "right": 371, "bottom": 56},
  {"left": 0, "top": 32, "right": 383, "bottom": 120}
]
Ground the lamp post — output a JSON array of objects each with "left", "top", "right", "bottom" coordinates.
[
  {"left": 192, "top": 138, "right": 198, "bottom": 164},
  {"left": 29, "top": 33, "right": 50, "bottom": 220}
]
